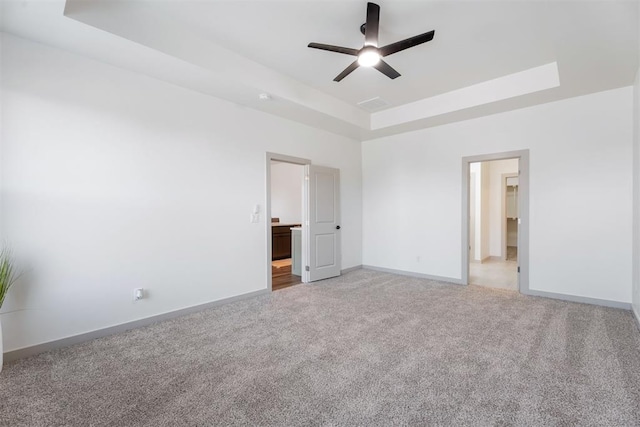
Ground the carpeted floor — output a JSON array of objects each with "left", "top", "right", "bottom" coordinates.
[{"left": 1, "top": 269, "right": 639, "bottom": 426}]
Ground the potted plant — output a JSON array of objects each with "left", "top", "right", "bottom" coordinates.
[{"left": 0, "top": 247, "right": 21, "bottom": 372}]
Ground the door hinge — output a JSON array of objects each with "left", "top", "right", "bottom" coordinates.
[
  {"left": 305, "top": 266, "right": 310, "bottom": 272},
  {"left": 518, "top": 266, "right": 520, "bottom": 273}
]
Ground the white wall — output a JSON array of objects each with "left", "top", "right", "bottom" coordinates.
[
  {"left": 488, "top": 159, "right": 519, "bottom": 257},
  {"left": 363, "top": 86, "right": 633, "bottom": 304},
  {"left": 471, "top": 161, "right": 508, "bottom": 262},
  {"left": 0, "top": 34, "right": 362, "bottom": 352},
  {"left": 270, "top": 162, "right": 303, "bottom": 224}
]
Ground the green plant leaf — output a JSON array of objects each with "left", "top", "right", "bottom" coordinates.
[{"left": 0, "top": 246, "right": 21, "bottom": 308}]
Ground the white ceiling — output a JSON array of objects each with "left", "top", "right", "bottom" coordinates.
[
  {"left": 156, "top": 0, "right": 557, "bottom": 108},
  {"left": 1, "top": 0, "right": 638, "bottom": 140}
]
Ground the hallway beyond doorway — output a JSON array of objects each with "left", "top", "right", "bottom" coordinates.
[
  {"left": 469, "top": 257, "right": 518, "bottom": 291},
  {"left": 466, "top": 155, "right": 522, "bottom": 292}
]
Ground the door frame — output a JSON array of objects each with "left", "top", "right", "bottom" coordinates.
[
  {"left": 265, "top": 152, "right": 311, "bottom": 291},
  {"left": 461, "top": 150, "right": 530, "bottom": 293}
]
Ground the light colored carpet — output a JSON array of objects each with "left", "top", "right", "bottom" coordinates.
[{"left": 1, "top": 269, "right": 639, "bottom": 426}]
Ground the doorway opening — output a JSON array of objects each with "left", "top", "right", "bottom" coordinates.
[
  {"left": 266, "top": 153, "right": 343, "bottom": 291},
  {"left": 462, "top": 150, "right": 529, "bottom": 293},
  {"left": 266, "top": 153, "right": 310, "bottom": 292},
  {"left": 269, "top": 159, "right": 304, "bottom": 291}
]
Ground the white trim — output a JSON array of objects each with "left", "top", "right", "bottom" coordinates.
[
  {"left": 341, "top": 265, "right": 362, "bottom": 274},
  {"left": 362, "top": 265, "right": 464, "bottom": 285},
  {"left": 363, "top": 266, "right": 631, "bottom": 310},
  {"left": 3, "top": 289, "right": 270, "bottom": 363},
  {"left": 522, "top": 289, "right": 631, "bottom": 310},
  {"left": 6, "top": 270, "right": 633, "bottom": 362}
]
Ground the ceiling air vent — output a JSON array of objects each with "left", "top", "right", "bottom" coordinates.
[{"left": 357, "top": 97, "right": 389, "bottom": 112}]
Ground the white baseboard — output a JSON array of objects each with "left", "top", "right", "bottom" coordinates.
[
  {"left": 362, "top": 265, "right": 631, "bottom": 310},
  {"left": 341, "top": 265, "right": 362, "bottom": 274},
  {"left": 521, "top": 289, "right": 631, "bottom": 310},
  {"left": 3, "top": 289, "right": 269, "bottom": 363},
  {"left": 362, "top": 265, "right": 464, "bottom": 285},
  {"left": 6, "top": 269, "right": 636, "bottom": 363}
]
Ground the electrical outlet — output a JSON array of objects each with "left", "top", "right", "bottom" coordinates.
[
  {"left": 251, "top": 214, "right": 260, "bottom": 223},
  {"left": 133, "top": 288, "right": 144, "bottom": 301}
]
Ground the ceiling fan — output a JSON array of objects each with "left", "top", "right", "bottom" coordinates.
[{"left": 308, "top": 2, "right": 435, "bottom": 82}]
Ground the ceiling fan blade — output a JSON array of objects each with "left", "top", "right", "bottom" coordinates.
[
  {"left": 365, "top": 2, "right": 380, "bottom": 46},
  {"left": 379, "top": 30, "right": 435, "bottom": 57},
  {"left": 334, "top": 60, "right": 360, "bottom": 82},
  {"left": 373, "top": 59, "right": 401, "bottom": 79},
  {"left": 308, "top": 43, "right": 359, "bottom": 56}
]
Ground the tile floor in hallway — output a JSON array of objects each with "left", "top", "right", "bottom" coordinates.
[{"left": 470, "top": 247, "right": 518, "bottom": 291}]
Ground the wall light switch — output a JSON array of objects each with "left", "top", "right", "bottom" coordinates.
[{"left": 253, "top": 204, "right": 260, "bottom": 214}]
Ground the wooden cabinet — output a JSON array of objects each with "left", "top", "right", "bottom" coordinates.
[{"left": 272, "top": 224, "right": 301, "bottom": 260}]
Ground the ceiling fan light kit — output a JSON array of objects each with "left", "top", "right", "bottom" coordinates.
[
  {"left": 357, "top": 47, "right": 381, "bottom": 67},
  {"left": 308, "top": 2, "right": 435, "bottom": 82}
]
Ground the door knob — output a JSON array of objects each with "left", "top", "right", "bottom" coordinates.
[{"left": 336, "top": 225, "right": 341, "bottom": 230}]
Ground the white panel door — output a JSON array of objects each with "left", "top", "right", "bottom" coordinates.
[{"left": 305, "top": 165, "right": 341, "bottom": 282}]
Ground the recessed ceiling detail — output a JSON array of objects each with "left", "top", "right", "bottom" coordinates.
[
  {"left": 372, "top": 62, "right": 561, "bottom": 130},
  {"left": 2, "top": 0, "right": 636, "bottom": 140}
]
